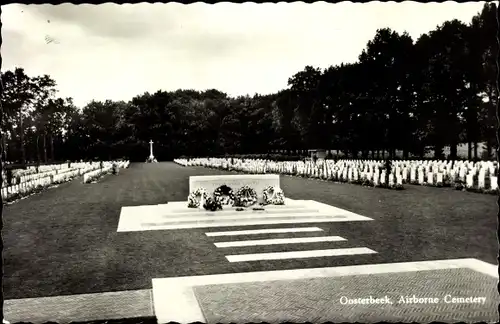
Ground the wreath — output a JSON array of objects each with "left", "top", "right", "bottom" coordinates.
[
  {"left": 234, "top": 185, "right": 258, "bottom": 207},
  {"left": 213, "top": 184, "right": 235, "bottom": 206},
  {"left": 203, "top": 197, "right": 223, "bottom": 211},
  {"left": 187, "top": 188, "right": 209, "bottom": 208},
  {"left": 262, "top": 186, "right": 285, "bottom": 205}
]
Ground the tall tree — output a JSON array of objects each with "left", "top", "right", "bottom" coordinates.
[
  {"left": 288, "top": 66, "right": 324, "bottom": 149},
  {"left": 359, "top": 28, "right": 415, "bottom": 158}
]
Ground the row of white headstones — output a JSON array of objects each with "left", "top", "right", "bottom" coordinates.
[
  {"left": 175, "top": 158, "right": 499, "bottom": 192},
  {"left": 0, "top": 161, "right": 130, "bottom": 200}
]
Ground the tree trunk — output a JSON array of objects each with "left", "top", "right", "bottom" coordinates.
[
  {"left": 434, "top": 145, "right": 444, "bottom": 159},
  {"left": 19, "top": 112, "right": 26, "bottom": 164},
  {"left": 468, "top": 141, "right": 472, "bottom": 160},
  {"left": 449, "top": 142, "right": 457, "bottom": 160},
  {"left": 486, "top": 140, "right": 492, "bottom": 160},
  {"left": 36, "top": 135, "right": 41, "bottom": 162},
  {"left": 50, "top": 135, "right": 55, "bottom": 161},
  {"left": 43, "top": 134, "right": 48, "bottom": 163},
  {"left": 2, "top": 135, "right": 7, "bottom": 161},
  {"left": 473, "top": 142, "right": 478, "bottom": 160}
]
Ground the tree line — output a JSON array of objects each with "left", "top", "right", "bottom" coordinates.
[{"left": 1, "top": 3, "right": 496, "bottom": 163}]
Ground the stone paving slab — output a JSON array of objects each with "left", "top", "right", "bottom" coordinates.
[
  {"left": 4, "top": 289, "right": 154, "bottom": 324},
  {"left": 193, "top": 268, "right": 499, "bottom": 323}
]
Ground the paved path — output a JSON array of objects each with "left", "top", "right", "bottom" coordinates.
[{"left": 3, "top": 162, "right": 497, "bottom": 323}]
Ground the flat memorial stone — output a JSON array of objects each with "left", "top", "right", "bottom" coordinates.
[{"left": 189, "top": 175, "right": 280, "bottom": 203}]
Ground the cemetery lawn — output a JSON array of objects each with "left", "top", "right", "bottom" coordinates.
[{"left": 3, "top": 162, "right": 496, "bottom": 300}]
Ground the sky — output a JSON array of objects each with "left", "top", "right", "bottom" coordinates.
[{"left": 2, "top": 2, "right": 490, "bottom": 108}]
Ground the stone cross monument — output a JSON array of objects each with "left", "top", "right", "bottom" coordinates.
[{"left": 149, "top": 140, "right": 155, "bottom": 161}]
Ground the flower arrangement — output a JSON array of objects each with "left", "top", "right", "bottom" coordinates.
[
  {"left": 213, "top": 185, "right": 235, "bottom": 206},
  {"left": 262, "top": 186, "right": 285, "bottom": 205},
  {"left": 234, "top": 185, "right": 258, "bottom": 207},
  {"left": 187, "top": 188, "right": 209, "bottom": 208},
  {"left": 203, "top": 197, "right": 223, "bottom": 211}
]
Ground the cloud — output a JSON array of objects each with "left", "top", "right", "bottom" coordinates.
[
  {"left": 1, "top": 2, "right": 489, "bottom": 108},
  {"left": 27, "top": 4, "right": 174, "bottom": 40}
]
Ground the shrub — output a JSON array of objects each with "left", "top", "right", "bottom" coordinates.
[
  {"left": 393, "top": 183, "right": 404, "bottom": 190},
  {"left": 454, "top": 180, "right": 465, "bottom": 191}
]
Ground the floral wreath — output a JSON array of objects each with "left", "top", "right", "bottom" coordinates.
[
  {"left": 262, "top": 186, "right": 285, "bottom": 205},
  {"left": 234, "top": 185, "right": 258, "bottom": 207},
  {"left": 203, "top": 197, "right": 223, "bottom": 211},
  {"left": 213, "top": 184, "right": 235, "bottom": 206},
  {"left": 187, "top": 188, "right": 209, "bottom": 208}
]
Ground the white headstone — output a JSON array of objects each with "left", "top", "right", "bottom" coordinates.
[
  {"left": 380, "top": 173, "right": 386, "bottom": 184},
  {"left": 478, "top": 171, "right": 486, "bottom": 189},
  {"left": 466, "top": 174, "right": 474, "bottom": 188},
  {"left": 491, "top": 176, "right": 498, "bottom": 191},
  {"left": 437, "top": 173, "right": 443, "bottom": 184},
  {"left": 418, "top": 171, "right": 424, "bottom": 184},
  {"left": 427, "top": 172, "right": 434, "bottom": 185},
  {"left": 410, "top": 169, "right": 416, "bottom": 182}
]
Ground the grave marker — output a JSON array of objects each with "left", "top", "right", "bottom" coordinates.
[
  {"left": 426, "top": 172, "right": 434, "bottom": 185},
  {"left": 418, "top": 171, "right": 424, "bottom": 184},
  {"left": 491, "top": 176, "right": 498, "bottom": 191},
  {"left": 189, "top": 175, "right": 280, "bottom": 203},
  {"left": 478, "top": 171, "right": 486, "bottom": 189},
  {"left": 466, "top": 174, "right": 474, "bottom": 188},
  {"left": 436, "top": 173, "right": 443, "bottom": 184}
]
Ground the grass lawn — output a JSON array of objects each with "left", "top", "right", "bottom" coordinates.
[{"left": 3, "top": 162, "right": 496, "bottom": 300}]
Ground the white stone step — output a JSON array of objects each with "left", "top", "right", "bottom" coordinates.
[
  {"left": 205, "top": 227, "right": 324, "bottom": 237},
  {"left": 225, "top": 247, "right": 377, "bottom": 262},
  {"left": 160, "top": 207, "right": 321, "bottom": 219},
  {"left": 214, "top": 236, "right": 346, "bottom": 248}
]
